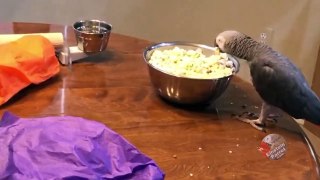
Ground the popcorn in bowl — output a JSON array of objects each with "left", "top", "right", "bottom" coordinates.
[{"left": 148, "top": 46, "right": 234, "bottom": 79}]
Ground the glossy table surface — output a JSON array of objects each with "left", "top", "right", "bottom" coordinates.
[{"left": 0, "top": 22, "right": 319, "bottom": 179}]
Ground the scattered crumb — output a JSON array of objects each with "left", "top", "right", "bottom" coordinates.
[
  {"left": 230, "top": 102, "right": 234, "bottom": 105},
  {"left": 207, "top": 166, "right": 210, "bottom": 169},
  {"left": 189, "top": 173, "right": 194, "bottom": 177},
  {"left": 254, "top": 106, "right": 259, "bottom": 109},
  {"left": 172, "top": 154, "right": 177, "bottom": 158},
  {"left": 240, "top": 111, "right": 258, "bottom": 119},
  {"left": 241, "top": 104, "right": 247, "bottom": 109},
  {"left": 247, "top": 112, "right": 256, "bottom": 117},
  {"left": 229, "top": 150, "right": 233, "bottom": 154},
  {"left": 198, "top": 147, "right": 202, "bottom": 151},
  {"left": 236, "top": 144, "right": 239, "bottom": 147}
]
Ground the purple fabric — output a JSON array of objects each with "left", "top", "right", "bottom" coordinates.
[{"left": 0, "top": 112, "right": 164, "bottom": 180}]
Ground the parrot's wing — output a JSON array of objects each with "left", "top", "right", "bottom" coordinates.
[{"left": 250, "top": 56, "right": 320, "bottom": 124}]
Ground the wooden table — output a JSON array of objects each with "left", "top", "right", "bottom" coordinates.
[{"left": 0, "top": 22, "right": 319, "bottom": 179}]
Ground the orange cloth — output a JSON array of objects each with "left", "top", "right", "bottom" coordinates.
[{"left": 0, "top": 35, "right": 60, "bottom": 105}]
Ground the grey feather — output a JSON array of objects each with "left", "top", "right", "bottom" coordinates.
[{"left": 215, "top": 30, "right": 320, "bottom": 125}]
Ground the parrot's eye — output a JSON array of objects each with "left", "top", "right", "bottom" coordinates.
[{"left": 215, "top": 36, "right": 226, "bottom": 47}]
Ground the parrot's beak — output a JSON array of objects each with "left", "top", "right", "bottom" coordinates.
[
  {"left": 213, "top": 39, "right": 218, "bottom": 47},
  {"left": 217, "top": 47, "right": 225, "bottom": 53},
  {"left": 215, "top": 46, "right": 225, "bottom": 53},
  {"left": 213, "top": 38, "right": 225, "bottom": 53}
]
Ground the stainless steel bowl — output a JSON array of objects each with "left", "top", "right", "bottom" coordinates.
[
  {"left": 143, "top": 42, "right": 240, "bottom": 105},
  {"left": 73, "top": 20, "right": 112, "bottom": 53}
]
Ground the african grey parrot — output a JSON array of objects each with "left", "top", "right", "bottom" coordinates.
[{"left": 215, "top": 30, "right": 320, "bottom": 131}]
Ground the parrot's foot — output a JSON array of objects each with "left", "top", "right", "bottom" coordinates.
[
  {"left": 234, "top": 102, "right": 280, "bottom": 131},
  {"left": 266, "top": 113, "right": 280, "bottom": 124},
  {"left": 266, "top": 117, "right": 277, "bottom": 124},
  {"left": 236, "top": 116, "right": 266, "bottom": 131}
]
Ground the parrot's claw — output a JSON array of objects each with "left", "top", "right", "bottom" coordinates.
[
  {"left": 266, "top": 113, "right": 280, "bottom": 124},
  {"left": 235, "top": 115, "right": 266, "bottom": 132},
  {"left": 266, "top": 117, "right": 277, "bottom": 124},
  {"left": 268, "top": 113, "right": 280, "bottom": 118}
]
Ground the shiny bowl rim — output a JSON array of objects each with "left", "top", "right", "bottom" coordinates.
[
  {"left": 143, "top": 41, "right": 240, "bottom": 80},
  {"left": 73, "top": 19, "right": 112, "bottom": 36}
]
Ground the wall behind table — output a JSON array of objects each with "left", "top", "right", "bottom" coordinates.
[{"left": 1, "top": 0, "right": 319, "bottom": 84}]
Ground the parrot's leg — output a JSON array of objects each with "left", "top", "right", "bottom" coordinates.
[{"left": 236, "top": 102, "right": 273, "bottom": 131}]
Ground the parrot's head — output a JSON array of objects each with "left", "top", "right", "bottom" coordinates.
[
  {"left": 215, "top": 30, "right": 258, "bottom": 60},
  {"left": 215, "top": 30, "right": 244, "bottom": 53}
]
